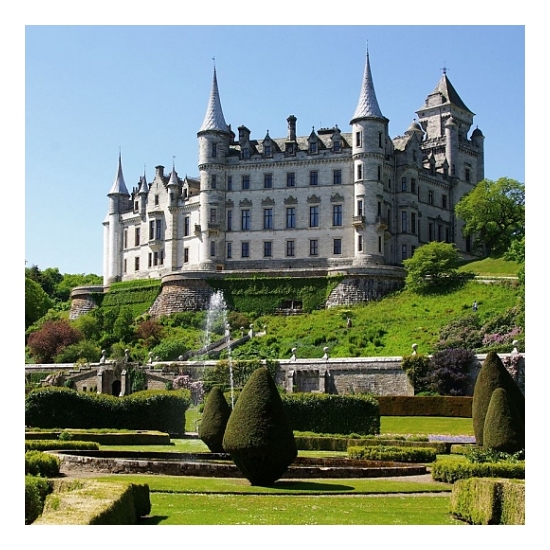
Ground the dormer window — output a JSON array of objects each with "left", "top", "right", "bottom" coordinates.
[
  {"left": 333, "top": 140, "right": 341, "bottom": 152},
  {"left": 286, "top": 143, "right": 294, "bottom": 155},
  {"left": 309, "top": 141, "right": 317, "bottom": 154},
  {"left": 242, "top": 148, "right": 250, "bottom": 160},
  {"left": 264, "top": 144, "right": 271, "bottom": 157}
]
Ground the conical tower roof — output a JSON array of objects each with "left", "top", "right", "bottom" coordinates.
[
  {"left": 351, "top": 52, "right": 385, "bottom": 123},
  {"left": 199, "top": 68, "right": 229, "bottom": 133},
  {"left": 108, "top": 152, "right": 129, "bottom": 196}
]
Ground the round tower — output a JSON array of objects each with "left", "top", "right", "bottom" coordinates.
[
  {"left": 104, "top": 152, "right": 130, "bottom": 285},
  {"left": 350, "top": 52, "right": 388, "bottom": 266},
  {"left": 197, "top": 67, "right": 231, "bottom": 271}
]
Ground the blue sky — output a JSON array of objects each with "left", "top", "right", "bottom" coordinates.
[{"left": 24, "top": 23, "right": 526, "bottom": 276}]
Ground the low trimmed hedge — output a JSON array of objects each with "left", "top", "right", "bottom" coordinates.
[
  {"left": 450, "top": 477, "right": 525, "bottom": 524},
  {"left": 34, "top": 480, "right": 150, "bottom": 525},
  {"left": 25, "top": 475, "right": 53, "bottom": 524},
  {"left": 25, "top": 440, "right": 100, "bottom": 452},
  {"left": 431, "top": 460, "right": 525, "bottom": 483},
  {"left": 376, "top": 396, "right": 472, "bottom": 417},
  {"left": 348, "top": 445, "right": 437, "bottom": 463},
  {"left": 25, "top": 430, "right": 170, "bottom": 445},
  {"left": 25, "top": 450, "right": 61, "bottom": 477}
]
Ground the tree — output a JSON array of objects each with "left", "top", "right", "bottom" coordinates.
[
  {"left": 403, "top": 242, "right": 467, "bottom": 292},
  {"left": 27, "top": 319, "right": 83, "bottom": 363},
  {"left": 455, "top": 177, "right": 525, "bottom": 257},
  {"left": 483, "top": 387, "right": 524, "bottom": 453},
  {"left": 25, "top": 278, "right": 53, "bottom": 329},
  {"left": 199, "top": 386, "right": 231, "bottom": 453},
  {"left": 222, "top": 367, "right": 297, "bottom": 486}
]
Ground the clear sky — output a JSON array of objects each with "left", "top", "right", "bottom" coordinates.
[{"left": 23, "top": 23, "right": 526, "bottom": 276}]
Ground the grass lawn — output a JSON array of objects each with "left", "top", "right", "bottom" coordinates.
[{"left": 380, "top": 416, "right": 474, "bottom": 436}]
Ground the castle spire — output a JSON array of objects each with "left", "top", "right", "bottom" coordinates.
[
  {"left": 351, "top": 51, "right": 384, "bottom": 123},
  {"left": 199, "top": 66, "right": 229, "bottom": 133},
  {"left": 108, "top": 151, "right": 129, "bottom": 196}
]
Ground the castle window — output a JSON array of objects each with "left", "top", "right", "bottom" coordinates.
[
  {"left": 388, "top": 178, "right": 392, "bottom": 189},
  {"left": 286, "top": 207, "right": 296, "bottom": 229},
  {"left": 263, "top": 241, "right": 272, "bottom": 257},
  {"left": 377, "top": 202, "right": 382, "bottom": 217},
  {"left": 263, "top": 208, "right": 273, "bottom": 230},
  {"left": 442, "top": 194, "right": 447, "bottom": 209},
  {"left": 242, "top": 148, "right": 250, "bottom": 160},
  {"left": 227, "top": 176, "right": 233, "bottom": 191},
  {"left": 357, "top": 200, "right": 363, "bottom": 217},
  {"left": 355, "top": 131, "right": 362, "bottom": 147},
  {"left": 226, "top": 242, "right": 232, "bottom": 259},
  {"left": 333, "top": 170, "right": 342, "bottom": 184},
  {"left": 124, "top": 227, "right": 128, "bottom": 249},
  {"left": 211, "top": 143, "right": 217, "bottom": 158},
  {"left": 210, "top": 241, "right": 216, "bottom": 257},
  {"left": 124, "top": 259, "right": 127, "bottom": 273},
  {"left": 241, "top": 242, "right": 250, "bottom": 258},
  {"left": 379, "top": 236, "right": 382, "bottom": 253},
  {"left": 333, "top": 238, "right": 342, "bottom": 255},
  {"left": 242, "top": 175, "right": 250, "bottom": 190},
  {"left": 134, "top": 201, "right": 139, "bottom": 213},
  {"left": 357, "top": 235, "right": 363, "bottom": 252},
  {"left": 402, "top": 245, "right": 407, "bottom": 260},
  {"left": 184, "top": 216, "right": 190, "bottom": 237},
  {"left": 411, "top": 178, "right": 416, "bottom": 194},
  {"left": 184, "top": 247, "right": 189, "bottom": 263},
  {"left": 428, "top": 190, "right": 434, "bottom": 205},
  {"left": 211, "top": 174, "right": 217, "bottom": 188},
  {"left": 135, "top": 256, "right": 140, "bottom": 271},
  {"left": 309, "top": 141, "right": 317, "bottom": 154},
  {"left": 309, "top": 239, "right": 319, "bottom": 256},
  {"left": 210, "top": 208, "right": 217, "bottom": 223},
  {"left": 309, "top": 171, "right": 318, "bottom": 186},
  {"left": 309, "top": 206, "right": 319, "bottom": 228},
  {"left": 241, "top": 209, "right": 251, "bottom": 230},
  {"left": 287, "top": 172, "right": 295, "bottom": 187},
  {"left": 446, "top": 227, "right": 451, "bottom": 243},
  {"left": 264, "top": 173, "right": 273, "bottom": 189},
  {"left": 429, "top": 222, "right": 434, "bottom": 241},
  {"left": 149, "top": 220, "right": 154, "bottom": 240},
  {"left": 227, "top": 210, "right": 233, "bottom": 231},
  {"left": 135, "top": 227, "right": 140, "bottom": 246},
  {"left": 148, "top": 253, "right": 152, "bottom": 268},
  {"left": 156, "top": 220, "right": 162, "bottom": 240},
  {"left": 332, "top": 204, "right": 343, "bottom": 227},
  {"left": 411, "top": 213, "right": 416, "bottom": 234},
  {"left": 401, "top": 211, "right": 408, "bottom": 233},
  {"left": 286, "top": 143, "right": 294, "bottom": 155},
  {"left": 356, "top": 164, "right": 363, "bottom": 180},
  {"left": 264, "top": 144, "right": 271, "bottom": 157},
  {"left": 155, "top": 194, "right": 159, "bottom": 206},
  {"left": 465, "top": 168, "right": 471, "bottom": 182},
  {"left": 286, "top": 240, "right": 295, "bottom": 257},
  {"left": 378, "top": 132, "right": 383, "bottom": 148},
  {"left": 333, "top": 140, "right": 341, "bottom": 153}
]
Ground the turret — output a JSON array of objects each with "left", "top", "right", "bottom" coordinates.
[
  {"left": 350, "top": 52, "right": 388, "bottom": 266},
  {"left": 197, "top": 66, "right": 231, "bottom": 270},
  {"left": 104, "top": 152, "right": 130, "bottom": 285}
]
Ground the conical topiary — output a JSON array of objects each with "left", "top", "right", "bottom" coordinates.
[
  {"left": 222, "top": 367, "right": 297, "bottom": 486},
  {"left": 483, "top": 387, "right": 524, "bottom": 453},
  {"left": 198, "top": 386, "right": 231, "bottom": 453},
  {"left": 472, "top": 351, "right": 525, "bottom": 447}
]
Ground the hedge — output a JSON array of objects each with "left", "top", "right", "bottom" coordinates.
[
  {"left": 25, "top": 450, "right": 61, "bottom": 477},
  {"left": 25, "top": 475, "right": 53, "bottom": 524},
  {"left": 450, "top": 477, "right": 525, "bottom": 524},
  {"left": 282, "top": 393, "right": 380, "bottom": 435},
  {"left": 25, "top": 440, "right": 100, "bottom": 452},
  {"left": 348, "top": 445, "right": 438, "bottom": 463},
  {"left": 25, "top": 430, "right": 170, "bottom": 445},
  {"left": 375, "top": 395, "right": 472, "bottom": 417},
  {"left": 25, "top": 387, "right": 191, "bottom": 436},
  {"left": 431, "top": 460, "right": 525, "bottom": 483}
]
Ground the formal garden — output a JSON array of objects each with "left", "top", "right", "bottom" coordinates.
[{"left": 25, "top": 351, "right": 525, "bottom": 527}]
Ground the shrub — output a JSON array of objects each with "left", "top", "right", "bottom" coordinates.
[
  {"left": 472, "top": 351, "right": 525, "bottom": 447},
  {"left": 482, "top": 388, "right": 524, "bottom": 453},
  {"left": 25, "top": 440, "right": 100, "bottom": 452},
  {"left": 25, "top": 450, "right": 61, "bottom": 477},
  {"left": 428, "top": 348, "right": 475, "bottom": 396},
  {"left": 348, "top": 445, "right": 437, "bottom": 463},
  {"left": 431, "top": 459, "right": 525, "bottom": 483},
  {"left": 27, "top": 319, "right": 83, "bottom": 363},
  {"left": 25, "top": 475, "right": 53, "bottom": 524},
  {"left": 223, "top": 367, "right": 297, "bottom": 486},
  {"left": 199, "top": 386, "right": 231, "bottom": 453},
  {"left": 401, "top": 354, "right": 432, "bottom": 394}
]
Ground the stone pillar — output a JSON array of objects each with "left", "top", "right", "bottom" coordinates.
[{"left": 287, "top": 369, "right": 295, "bottom": 393}]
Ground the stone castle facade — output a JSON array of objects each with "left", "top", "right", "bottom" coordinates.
[{"left": 99, "top": 53, "right": 484, "bottom": 311}]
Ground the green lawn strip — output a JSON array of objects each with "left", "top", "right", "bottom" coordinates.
[
  {"left": 142, "top": 493, "right": 460, "bottom": 525},
  {"left": 92, "top": 475, "right": 451, "bottom": 495},
  {"left": 380, "top": 416, "right": 473, "bottom": 436}
]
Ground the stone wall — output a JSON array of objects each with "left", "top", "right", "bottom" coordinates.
[{"left": 148, "top": 275, "right": 213, "bottom": 316}]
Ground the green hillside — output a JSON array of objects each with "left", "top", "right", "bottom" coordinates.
[{"left": 229, "top": 279, "right": 523, "bottom": 360}]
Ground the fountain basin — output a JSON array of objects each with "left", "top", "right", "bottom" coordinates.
[{"left": 53, "top": 450, "right": 427, "bottom": 478}]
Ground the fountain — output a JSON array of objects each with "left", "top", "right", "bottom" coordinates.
[{"left": 204, "top": 290, "right": 235, "bottom": 408}]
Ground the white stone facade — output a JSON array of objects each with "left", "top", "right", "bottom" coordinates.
[{"left": 103, "top": 56, "right": 484, "bottom": 285}]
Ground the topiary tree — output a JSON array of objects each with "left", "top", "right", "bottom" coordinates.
[
  {"left": 483, "top": 387, "right": 524, "bottom": 453},
  {"left": 472, "top": 351, "right": 525, "bottom": 447},
  {"left": 199, "top": 386, "right": 231, "bottom": 453},
  {"left": 222, "top": 367, "right": 297, "bottom": 486}
]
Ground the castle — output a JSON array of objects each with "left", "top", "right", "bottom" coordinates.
[{"left": 99, "top": 53, "right": 484, "bottom": 313}]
